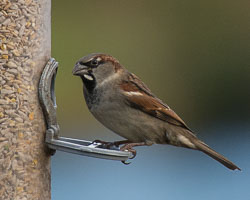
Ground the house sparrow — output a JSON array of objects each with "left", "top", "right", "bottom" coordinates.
[{"left": 72, "top": 53, "right": 240, "bottom": 170}]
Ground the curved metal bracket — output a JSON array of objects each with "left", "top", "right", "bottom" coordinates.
[
  {"left": 39, "top": 58, "right": 59, "bottom": 137},
  {"left": 39, "top": 58, "right": 132, "bottom": 161}
]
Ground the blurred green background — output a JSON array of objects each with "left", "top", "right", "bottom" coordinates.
[
  {"left": 52, "top": 0, "right": 250, "bottom": 131},
  {"left": 51, "top": 1, "right": 250, "bottom": 199}
]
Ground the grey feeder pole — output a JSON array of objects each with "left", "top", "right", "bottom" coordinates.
[{"left": 0, "top": 0, "right": 51, "bottom": 199}]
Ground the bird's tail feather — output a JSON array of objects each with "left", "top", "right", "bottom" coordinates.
[{"left": 192, "top": 139, "right": 241, "bottom": 171}]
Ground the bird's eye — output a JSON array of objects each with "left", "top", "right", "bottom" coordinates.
[{"left": 90, "top": 59, "right": 99, "bottom": 67}]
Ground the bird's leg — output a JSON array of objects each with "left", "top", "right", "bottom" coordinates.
[{"left": 113, "top": 140, "right": 131, "bottom": 147}]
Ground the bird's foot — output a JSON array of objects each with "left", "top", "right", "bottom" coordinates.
[
  {"left": 91, "top": 139, "right": 131, "bottom": 150},
  {"left": 120, "top": 144, "right": 137, "bottom": 159},
  {"left": 91, "top": 140, "right": 146, "bottom": 164},
  {"left": 91, "top": 140, "right": 118, "bottom": 150},
  {"left": 120, "top": 142, "right": 147, "bottom": 164}
]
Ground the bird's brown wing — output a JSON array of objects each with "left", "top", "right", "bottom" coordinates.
[
  {"left": 121, "top": 74, "right": 241, "bottom": 171},
  {"left": 121, "top": 73, "right": 192, "bottom": 131}
]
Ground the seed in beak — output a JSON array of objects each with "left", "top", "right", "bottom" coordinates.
[{"left": 83, "top": 74, "right": 94, "bottom": 81}]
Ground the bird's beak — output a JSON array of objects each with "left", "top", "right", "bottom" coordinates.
[{"left": 72, "top": 63, "right": 88, "bottom": 76}]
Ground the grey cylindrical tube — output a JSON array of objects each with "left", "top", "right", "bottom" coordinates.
[{"left": 0, "top": 0, "right": 51, "bottom": 199}]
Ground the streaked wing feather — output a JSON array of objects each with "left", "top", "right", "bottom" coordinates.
[{"left": 122, "top": 73, "right": 192, "bottom": 131}]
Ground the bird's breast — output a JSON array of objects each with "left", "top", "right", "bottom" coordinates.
[{"left": 90, "top": 98, "right": 166, "bottom": 143}]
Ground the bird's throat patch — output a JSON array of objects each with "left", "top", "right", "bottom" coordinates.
[{"left": 81, "top": 74, "right": 96, "bottom": 93}]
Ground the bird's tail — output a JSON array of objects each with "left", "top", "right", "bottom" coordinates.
[{"left": 192, "top": 139, "right": 241, "bottom": 171}]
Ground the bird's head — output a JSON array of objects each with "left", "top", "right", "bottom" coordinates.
[{"left": 73, "top": 53, "right": 123, "bottom": 92}]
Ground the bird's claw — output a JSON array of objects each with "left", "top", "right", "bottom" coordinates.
[
  {"left": 91, "top": 140, "right": 138, "bottom": 164},
  {"left": 120, "top": 144, "right": 137, "bottom": 165},
  {"left": 122, "top": 160, "right": 131, "bottom": 165}
]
